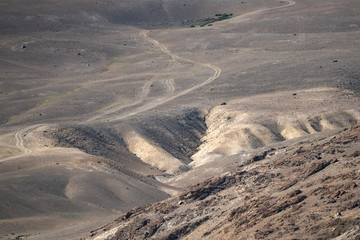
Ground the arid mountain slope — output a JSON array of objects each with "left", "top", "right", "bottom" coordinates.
[
  {"left": 0, "top": 0, "right": 359, "bottom": 239},
  {"left": 86, "top": 123, "right": 360, "bottom": 240}
]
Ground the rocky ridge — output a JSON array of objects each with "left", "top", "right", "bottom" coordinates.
[{"left": 85, "top": 123, "right": 360, "bottom": 240}]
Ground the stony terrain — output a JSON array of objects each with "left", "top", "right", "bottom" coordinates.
[
  {"left": 0, "top": 0, "right": 359, "bottom": 239},
  {"left": 85, "top": 123, "right": 360, "bottom": 240}
]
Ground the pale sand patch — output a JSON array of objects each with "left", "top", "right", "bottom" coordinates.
[
  {"left": 280, "top": 124, "right": 308, "bottom": 140},
  {"left": 124, "top": 130, "right": 189, "bottom": 174},
  {"left": 94, "top": 227, "right": 119, "bottom": 240},
  {"left": 191, "top": 88, "right": 360, "bottom": 167}
]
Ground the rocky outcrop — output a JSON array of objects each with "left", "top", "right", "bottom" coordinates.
[{"left": 85, "top": 123, "right": 360, "bottom": 240}]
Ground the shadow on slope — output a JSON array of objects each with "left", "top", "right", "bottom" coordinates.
[{"left": 85, "top": 123, "right": 360, "bottom": 240}]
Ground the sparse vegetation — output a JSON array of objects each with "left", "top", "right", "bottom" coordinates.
[
  {"left": 193, "top": 13, "right": 233, "bottom": 27},
  {"left": 36, "top": 98, "right": 50, "bottom": 107},
  {"left": 1, "top": 117, "right": 12, "bottom": 125},
  {"left": 35, "top": 87, "right": 80, "bottom": 108},
  {"left": 106, "top": 59, "right": 118, "bottom": 66}
]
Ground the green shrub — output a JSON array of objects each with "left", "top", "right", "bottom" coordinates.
[{"left": 197, "top": 13, "right": 233, "bottom": 27}]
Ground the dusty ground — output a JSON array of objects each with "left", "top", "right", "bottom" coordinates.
[{"left": 0, "top": 0, "right": 359, "bottom": 239}]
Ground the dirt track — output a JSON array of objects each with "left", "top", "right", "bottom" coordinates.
[
  {"left": 86, "top": 31, "right": 221, "bottom": 123},
  {"left": 1, "top": 0, "right": 360, "bottom": 239},
  {"left": 0, "top": 124, "right": 45, "bottom": 162},
  {"left": 224, "top": 0, "right": 296, "bottom": 25}
]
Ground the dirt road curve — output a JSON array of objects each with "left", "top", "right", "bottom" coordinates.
[
  {"left": 101, "top": 32, "right": 221, "bottom": 122},
  {"left": 2, "top": 0, "right": 297, "bottom": 160},
  {"left": 86, "top": 31, "right": 221, "bottom": 123},
  {"left": 0, "top": 124, "right": 44, "bottom": 162},
  {"left": 87, "top": 0, "right": 296, "bottom": 123}
]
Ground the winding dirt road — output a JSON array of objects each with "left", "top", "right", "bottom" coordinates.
[
  {"left": 86, "top": 63, "right": 176, "bottom": 122},
  {"left": 93, "top": 32, "right": 221, "bottom": 122},
  {"left": 86, "top": 31, "right": 221, "bottom": 122},
  {"left": 86, "top": 0, "right": 296, "bottom": 123},
  {"left": 2, "top": 0, "right": 297, "bottom": 161},
  {"left": 0, "top": 124, "right": 44, "bottom": 162}
]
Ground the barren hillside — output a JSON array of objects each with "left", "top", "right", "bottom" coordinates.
[
  {"left": 85, "top": 123, "right": 360, "bottom": 240},
  {"left": 0, "top": 0, "right": 359, "bottom": 239}
]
